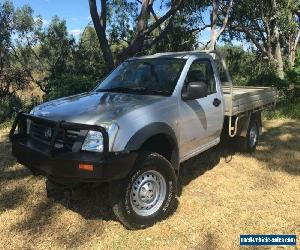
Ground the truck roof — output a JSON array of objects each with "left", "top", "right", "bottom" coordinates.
[{"left": 130, "top": 51, "right": 212, "bottom": 60}]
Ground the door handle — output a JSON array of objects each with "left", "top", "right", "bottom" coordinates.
[{"left": 213, "top": 98, "right": 221, "bottom": 107}]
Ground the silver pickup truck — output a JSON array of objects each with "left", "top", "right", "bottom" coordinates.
[{"left": 10, "top": 51, "right": 277, "bottom": 229}]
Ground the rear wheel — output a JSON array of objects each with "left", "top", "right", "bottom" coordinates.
[
  {"left": 109, "top": 152, "right": 177, "bottom": 229},
  {"left": 239, "top": 119, "right": 259, "bottom": 153}
]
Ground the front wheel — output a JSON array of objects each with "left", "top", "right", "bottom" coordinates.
[{"left": 109, "top": 152, "right": 177, "bottom": 229}]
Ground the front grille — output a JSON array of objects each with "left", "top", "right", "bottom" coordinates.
[
  {"left": 30, "top": 122, "right": 53, "bottom": 144},
  {"left": 29, "top": 121, "right": 80, "bottom": 150}
]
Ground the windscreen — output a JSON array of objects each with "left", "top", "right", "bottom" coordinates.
[{"left": 94, "top": 58, "right": 186, "bottom": 96}]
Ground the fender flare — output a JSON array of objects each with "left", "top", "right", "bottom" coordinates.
[
  {"left": 237, "top": 111, "right": 262, "bottom": 137},
  {"left": 124, "top": 122, "right": 180, "bottom": 171}
]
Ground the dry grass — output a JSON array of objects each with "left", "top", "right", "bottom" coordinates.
[{"left": 0, "top": 119, "right": 299, "bottom": 250}]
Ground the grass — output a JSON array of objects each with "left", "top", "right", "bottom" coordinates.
[
  {"left": 0, "top": 119, "right": 299, "bottom": 249},
  {"left": 263, "top": 98, "right": 300, "bottom": 120}
]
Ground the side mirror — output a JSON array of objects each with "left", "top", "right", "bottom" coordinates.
[{"left": 182, "top": 81, "right": 208, "bottom": 100}]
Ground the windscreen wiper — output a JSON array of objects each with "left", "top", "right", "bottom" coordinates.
[
  {"left": 130, "top": 87, "right": 170, "bottom": 96},
  {"left": 96, "top": 87, "right": 169, "bottom": 96},
  {"left": 96, "top": 87, "right": 134, "bottom": 93}
]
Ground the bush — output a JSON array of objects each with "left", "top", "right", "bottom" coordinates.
[
  {"left": 263, "top": 98, "right": 300, "bottom": 120},
  {"left": 22, "top": 95, "right": 41, "bottom": 113},
  {"left": 0, "top": 95, "right": 22, "bottom": 123},
  {"left": 218, "top": 45, "right": 256, "bottom": 85},
  {"left": 44, "top": 74, "right": 100, "bottom": 101}
]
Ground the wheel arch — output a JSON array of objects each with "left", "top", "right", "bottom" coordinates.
[
  {"left": 124, "top": 122, "right": 180, "bottom": 173},
  {"left": 237, "top": 111, "right": 262, "bottom": 137}
]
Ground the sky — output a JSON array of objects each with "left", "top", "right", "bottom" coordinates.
[
  {"left": 12, "top": 0, "right": 93, "bottom": 37},
  {"left": 11, "top": 0, "right": 212, "bottom": 44}
]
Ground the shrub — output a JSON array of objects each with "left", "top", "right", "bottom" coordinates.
[
  {"left": 0, "top": 94, "right": 22, "bottom": 123},
  {"left": 22, "top": 94, "right": 42, "bottom": 113},
  {"left": 43, "top": 74, "right": 100, "bottom": 101},
  {"left": 263, "top": 98, "right": 300, "bottom": 120}
]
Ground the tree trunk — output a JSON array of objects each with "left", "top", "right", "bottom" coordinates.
[
  {"left": 289, "top": 31, "right": 300, "bottom": 67},
  {"left": 272, "top": 0, "right": 284, "bottom": 79},
  {"left": 89, "top": 0, "right": 183, "bottom": 64},
  {"left": 274, "top": 25, "right": 284, "bottom": 79},
  {"left": 123, "top": 0, "right": 151, "bottom": 58},
  {"left": 209, "top": 0, "right": 218, "bottom": 51},
  {"left": 89, "top": 0, "right": 115, "bottom": 71},
  {"left": 209, "top": 0, "right": 233, "bottom": 51}
]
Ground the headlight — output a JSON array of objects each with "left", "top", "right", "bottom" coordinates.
[
  {"left": 81, "top": 130, "right": 104, "bottom": 152},
  {"left": 27, "top": 107, "right": 39, "bottom": 133},
  {"left": 30, "top": 107, "right": 38, "bottom": 115},
  {"left": 26, "top": 108, "right": 37, "bottom": 134},
  {"left": 81, "top": 123, "right": 119, "bottom": 152},
  {"left": 26, "top": 119, "right": 31, "bottom": 135}
]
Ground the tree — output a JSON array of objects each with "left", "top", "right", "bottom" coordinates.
[
  {"left": 150, "top": 14, "right": 199, "bottom": 53},
  {"left": 286, "top": 47, "right": 300, "bottom": 87},
  {"left": 34, "top": 16, "right": 75, "bottom": 92},
  {"left": 75, "top": 26, "right": 107, "bottom": 77},
  {"left": 44, "top": 26, "right": 108, "bottom": 100},
  {"left": 178, "top": 0, "right": 234, "bottom": 50},
  {"left": 0, "top": 1, "right": 76, "bottom": 94},
  {"left": 283, "top": 3, "right": 300, "bottom": 67},
  {"left": 226, "top": 0, "right": 300, "bottom": 79},
  {"left": 0, "top": 1, "right": 34, "bottom": 98},
  {"left": 88, "top": 0, "right": 184, "bottom": 70},
  {"left": 209, "top": 0, "right": 234, "bottom": 50}
]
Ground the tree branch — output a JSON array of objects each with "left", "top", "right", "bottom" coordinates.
[
  {"left": 121, "top": 0, "right": 183, "bottom": 58},
  {"left": 145, "top": 15, "right": 175, "bottom": 49},
  {"left": 199, "top": 40, "right": 211, "bottom": 49},
  {"left": 142, "top": 0, "right": 183, "bottom": 37},
  {"left": 100, "top": 0, "right": 107, "bottom": 29},
  {"left": 217, "top": 0, "right": 233, "bottom": 38},
  {"left": 149, "top": 5, "right": 162, "bottom": 33},
  {"left": 230, "top": 25, "right": 267, "bottom": 54},
  {"left": 192, "top": 24, "right": 210, "bottom": 34}
]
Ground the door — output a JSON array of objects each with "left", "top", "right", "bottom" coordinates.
[{"left": 179, "top": 59, "right": 223, "bottom": 159}]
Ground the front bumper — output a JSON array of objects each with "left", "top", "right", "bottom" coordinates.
[
  {"left": 12, "top": 137, "right": 137, "bottom": 184},
  {"left": 10, "top": 113, "right": 137, "bottom": 184}
]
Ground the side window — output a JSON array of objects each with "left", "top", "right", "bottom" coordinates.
[{"left": 185, "top": 60, "right": 216, "bottom": 95}]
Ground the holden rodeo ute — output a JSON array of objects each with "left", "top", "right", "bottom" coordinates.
[{"left": 10, "top": 51, "right": 277, "bottom": 229}]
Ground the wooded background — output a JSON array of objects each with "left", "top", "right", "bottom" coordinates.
[{"left": 0, "top": 0, "right": 299, "bottom": 123}]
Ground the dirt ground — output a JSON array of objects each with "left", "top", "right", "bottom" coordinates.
[{"left": 0, "top": 119, "right": 299, "bottom": 250}]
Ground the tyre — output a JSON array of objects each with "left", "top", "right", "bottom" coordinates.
[
  {"left": 109, "top": 151, "right": 177, "bottom": 229},
  {"left": 238, "top": 119, "right": 259, "bottom": 153}
]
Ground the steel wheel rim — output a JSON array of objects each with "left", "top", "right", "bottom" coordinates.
[
  {"left": 249, "top": 124, "right": 258, "bottom": 147},
  {"left": 130, "top": 170, "right": 167, "bottom": 216}
]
